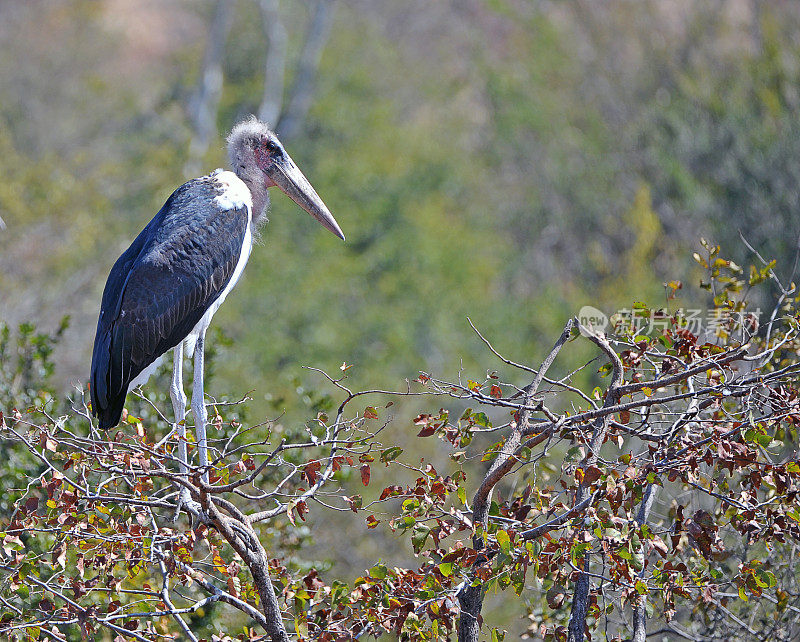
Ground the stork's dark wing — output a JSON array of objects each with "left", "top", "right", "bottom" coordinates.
[{"left": 90, "top": 177, "right": 249, "bottom": 429}]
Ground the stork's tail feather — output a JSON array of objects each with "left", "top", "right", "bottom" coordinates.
[
  {"left": 96, "top": 399, "right": 125, "bottom": 431},
  {"left": 90, "top": 328, "right": 127, "bottom": 430}
]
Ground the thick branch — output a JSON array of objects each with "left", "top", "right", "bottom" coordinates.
[
  {"left": 567, "top": 323, "right": 623, "bottom": 642},
  {"left": 203, "top": 497, "right": 289, "bottom": 641},
  {"left": 631, "top": 484, "right": 658, "bottom": 642},
  {"left": 458, "top": 319, "right": 575, "bottom": 642}
]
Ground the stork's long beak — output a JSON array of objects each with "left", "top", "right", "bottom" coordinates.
[{"left": 267, "top": 154, "right": 345, "bottom": 241}]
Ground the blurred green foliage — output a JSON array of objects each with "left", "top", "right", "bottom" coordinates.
[
  {"left": 0, "top": 319, "right": 69, "bottom": 521},
  {"left": 3, "top": 2, "right": 798, "bottom": 420}
]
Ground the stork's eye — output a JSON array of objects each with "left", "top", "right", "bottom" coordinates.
[{"left": 264, "top": 139, "right": 280, "bottom": 153}]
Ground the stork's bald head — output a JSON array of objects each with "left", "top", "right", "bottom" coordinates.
[{"left": 227, "top": 117, "right": 344, "bottom": 240}]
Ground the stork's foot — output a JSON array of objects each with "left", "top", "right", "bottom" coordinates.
[{"left": 173, "top": 489, "right": 208, "bottom": 526}]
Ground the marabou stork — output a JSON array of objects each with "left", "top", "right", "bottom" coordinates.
[{"left": 90, "top": 117, "right": 343, "bottom": 484}]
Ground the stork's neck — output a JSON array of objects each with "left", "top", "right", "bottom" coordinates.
[{"left": 239, "top": 173, "right": 270, "bottom": 226}]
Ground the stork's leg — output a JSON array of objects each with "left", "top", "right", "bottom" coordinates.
[
  {"left": 170, "top": 343, "right": 196, "bottom": 517},
  {"left": 170, "top": 341, "right": 204, "bottom": 522},
  {"left": 192, "top": 330, "right": 210, "bottom": 484},
  {"left": 170, "top": 343, "right": 188, "bottom": 475}
]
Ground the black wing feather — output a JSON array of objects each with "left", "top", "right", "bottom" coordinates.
[{"left": 90, "top": 176, "right": 249, "bottom": 429}]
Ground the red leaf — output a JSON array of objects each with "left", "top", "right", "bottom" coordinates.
[
  {"left": 364, "top": 406, "right": 378, "bottom": 420},
  {"left": 304, "top": 460, "right": 322, "bottom": 485},
  {"left": 490, "top": 385, "right": 502, "bottom": 399},
  {"left": 227, "top": 575, "right": 240, "bottom": 598},
  {"left": 360, "top": 464, "right": 371, "bottom": 486},
  {"left": 581, "top": 465, "right": 603, "bottom": 485},
  {"left": 379, "top": 485, "right": 403, "bottom": 501}
]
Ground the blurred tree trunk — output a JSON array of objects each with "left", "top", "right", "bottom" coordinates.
[
  {"left": 257, "top": 0, "right": 288, "bottom": 127},
  {"left": 185, "top": 0, "right": 235, "bottom": 176},
  {"left": 276, "top": 0, "right": 335, "bottom": 140},
  {"left": 750, "top": 0, "right": 763, "bottom": 53}
]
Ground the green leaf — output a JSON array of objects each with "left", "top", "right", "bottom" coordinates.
[
  {"left": 438, "top": 562, "right": 453, "bottom": 577},
  {"left": 755, "top": 569, "right": 777, "bottom": 589},
  {"left": 380, "top": 446, "right": 403, "bottom": 463},
  {"left": 496, "top": 529, "right": 511, "bottom": 556},
  {"left": 756, "top": 433, "right": 772, "bottom": 448},
  {"left": 294, "top": 616, "right": 308, "bottom": 637},
  {"left": 369, "top": 563, "right": 387, "bottom": 579},
  {"left": 635, "top": 580, "right": 647, "bottom": 595},
  {"left": 412, "top": 525, "right": 430, "bottom": 552}
]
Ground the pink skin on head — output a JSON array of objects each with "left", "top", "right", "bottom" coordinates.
[
  {"left": 252, "top": 135, "right": 345, "bottom": 240},
  {"left": 254, "top": 139, "right": 279, "bottom": 188}
]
